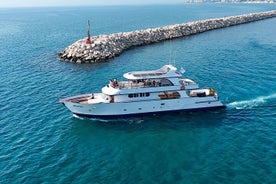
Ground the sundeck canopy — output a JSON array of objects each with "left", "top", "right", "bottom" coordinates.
[{"left": 123, "top": 65, "right": 182, "bottom": 80}]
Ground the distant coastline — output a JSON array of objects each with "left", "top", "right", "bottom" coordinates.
[{"left": 183, "top": 0, "right": 275, "bottom": 3}]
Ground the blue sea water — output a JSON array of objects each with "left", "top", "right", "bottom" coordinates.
[{"left": 0, "top": 3, "right": 276, "bottom": 183}]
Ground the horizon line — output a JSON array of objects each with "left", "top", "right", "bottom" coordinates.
[{"left": 1, "top": 2, "right": 274, "bottom": 9}]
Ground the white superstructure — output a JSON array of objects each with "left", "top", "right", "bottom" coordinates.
[{"left": 60, "top": 65, "right": 225, "bottom": 119}]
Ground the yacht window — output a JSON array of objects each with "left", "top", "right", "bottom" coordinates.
[
  {"left": 160, "top": 79, "right": 173, "bottom": 86},
  {"left": 128, "top": 93, "right": 150, "bottom": 98},
  {"left": 128, "top": 94, "right": 133, "bottom": 98}
]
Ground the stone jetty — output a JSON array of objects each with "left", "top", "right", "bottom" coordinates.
[{"left": 58, "top": 10, "right": 276, "bottom": 63}]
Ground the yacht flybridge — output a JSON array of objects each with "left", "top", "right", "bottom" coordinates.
[{"left": 60, "top": 65, "right": 225, "bottom": 119}]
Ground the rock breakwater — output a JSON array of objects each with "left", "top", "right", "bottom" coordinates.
[{"left": 58, "top": 10, "right": 276, "bottom": 63}]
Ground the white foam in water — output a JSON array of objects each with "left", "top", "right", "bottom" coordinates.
[
  {"left": 73, "top": 114, "right": 143, "bottom": 123},
  {"left": 73, "top": 114, "right": 85, "bottom": 120},
  {"left": 228, "top": 93, "right": 276, "bottom": 109}
]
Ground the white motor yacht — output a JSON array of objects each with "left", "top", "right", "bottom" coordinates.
[{"left": 60, "top": 65, "right": 225, "bottom": 119}]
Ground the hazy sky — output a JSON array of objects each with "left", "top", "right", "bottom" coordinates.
[{"left": 0, "top": 0, "right": 185, "bottom": 8}]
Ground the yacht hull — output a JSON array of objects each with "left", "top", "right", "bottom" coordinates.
[{"left": 62, "top": 97, "right": 226, "bottom": 120}]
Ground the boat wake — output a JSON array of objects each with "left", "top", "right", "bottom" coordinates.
[{"left": 227, "top": 93, "right": 276, "bottom": 110}]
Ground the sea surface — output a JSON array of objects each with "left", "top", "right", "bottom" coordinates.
[{"left": 0, "top": 3, "right": 276, "bottom": 184}]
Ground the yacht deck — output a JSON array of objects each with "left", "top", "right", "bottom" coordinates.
[{"left": 111, "top": 79, "right": 173, "bottom": 90}]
